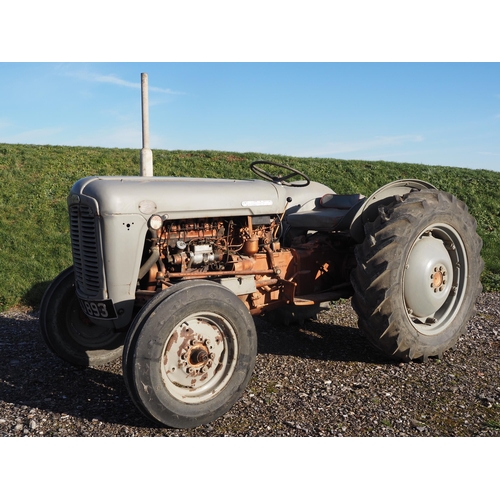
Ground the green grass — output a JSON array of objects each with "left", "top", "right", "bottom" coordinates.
[{"left": 1, "top": 143, "right": 499, "bottom": 311}]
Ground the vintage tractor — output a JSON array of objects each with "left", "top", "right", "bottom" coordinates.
[
  {"left": 39, "top": 74, "right": 483, "bottom": 428},
  {"left": 39, "top": 159, "right": 483, "bottom": 428}
]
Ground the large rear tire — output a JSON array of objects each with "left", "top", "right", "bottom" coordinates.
[
  {"left": 122, "top": 280, "right": 257, "bottom": 428},
  {"left": 351, "top": 189, "right": 483, "bottom": 361},
  {"left": 39, "top": 266, "right": 125, "bottom": 366}
]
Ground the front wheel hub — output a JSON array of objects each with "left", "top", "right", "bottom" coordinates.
[{"left": 190, "top": 346, "right": 209, "bottom": 365}]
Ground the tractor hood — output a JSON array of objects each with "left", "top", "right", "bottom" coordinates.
[{"left": 68, "top": 176, "right": 333, "bottom": 219}]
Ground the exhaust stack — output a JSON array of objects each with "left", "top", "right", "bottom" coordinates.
[{"left": 140, "top": 73, "right": 153, "bottom": 176}]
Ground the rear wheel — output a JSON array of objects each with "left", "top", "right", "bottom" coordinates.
[
  {"left": 39, "top": 266, "right": 125, "bottom": 366},
  {"left": 122, "top": 280, "right": 257, "bottom": 428},
  {"left": 351, "top": 189, "right": 483, "bottom": 361}
]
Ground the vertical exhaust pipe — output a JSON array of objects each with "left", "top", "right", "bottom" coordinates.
[{"left": 140, "top": 73, "right": 153, "bottom": 176}]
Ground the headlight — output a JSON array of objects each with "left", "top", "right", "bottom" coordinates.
[{"left": 148, "top": 214, "right": 163, "bottom": 230}]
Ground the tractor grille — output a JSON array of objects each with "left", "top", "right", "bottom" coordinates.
[{"left": 69, "top": 204, "right": 102, "bottom": 297}]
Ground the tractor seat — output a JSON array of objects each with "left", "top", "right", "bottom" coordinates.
[{"left": 286, "top": 193, "right": 366, "bottom": 231}]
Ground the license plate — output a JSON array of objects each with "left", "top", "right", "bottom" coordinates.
[{"left": 79, "top": 299, "right": 118, "bottom": 319}]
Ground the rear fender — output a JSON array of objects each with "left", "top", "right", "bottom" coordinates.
[{"left": 350, "top": 179, "right": 436, "bottom": 243}]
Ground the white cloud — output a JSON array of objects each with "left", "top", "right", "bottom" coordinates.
[{"left": 65, "top": 70, "right": 184, "bottom": 95}]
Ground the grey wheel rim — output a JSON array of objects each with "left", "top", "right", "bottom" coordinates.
[
  {"left": 160, "top": 312, "right": 238, "bottom": 403},
  {"left": 403, "top": 223, "right": 468, "bottom": 335}
]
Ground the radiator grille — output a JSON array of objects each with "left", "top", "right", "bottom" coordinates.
[{"left": 69, "top": 204, "right": 102, "bottom": 296}]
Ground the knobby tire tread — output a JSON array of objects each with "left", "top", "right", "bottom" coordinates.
[{"left": 351, "top": 189, "right": 483, "bottom": 361}]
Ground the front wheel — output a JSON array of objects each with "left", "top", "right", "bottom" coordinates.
[
  {"left": 351, "top": 189, "right": 483, "bottom": 361},
  {"left": 122, "top": 280, "right": 257, "bottom": 428},
  {"left": 39, "top": 266, "right": 125, "bottom": 366}
]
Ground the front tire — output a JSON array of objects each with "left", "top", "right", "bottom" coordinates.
[
  {"left": 351, "top": 189, "right": 483, "bottom": 361},
  {"left": 39, "top": 266, "right": 125, "bottom": 366},
  {"left": 122, "top": 280, "right": 257, "bottom": 428}
]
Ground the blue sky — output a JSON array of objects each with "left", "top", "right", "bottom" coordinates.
[
  {"left": 2, "top": 2, "right": 499, "bottom": 172},
  {"left": 1, "top": 62, "right": 499, "bottom": 171}
]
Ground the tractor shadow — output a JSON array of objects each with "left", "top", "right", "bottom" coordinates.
[
  {"left": 254, "top": 307, "right": 391, "bottom": 365},
  {"left": 0, "top": 305, "right": 391, "bottom": 430},
  {"left": 0, "top": 311, "right": 157, "bottom": 429}
]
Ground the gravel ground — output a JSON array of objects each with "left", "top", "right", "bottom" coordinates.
[{"left": 1, "top": 293, "right": 499, "bottom": 437}]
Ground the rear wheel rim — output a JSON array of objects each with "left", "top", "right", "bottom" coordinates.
[{"left": 403, "top": 223, "right": 468, "bottom": 335}]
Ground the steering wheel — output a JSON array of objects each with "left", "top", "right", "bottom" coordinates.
[{"left": 250, "top": 160, "right": 310, "bottom": 187}]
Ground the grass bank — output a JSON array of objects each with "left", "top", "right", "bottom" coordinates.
[{"left": 1, "top": 143, "right": 498, "bottom": 311}]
